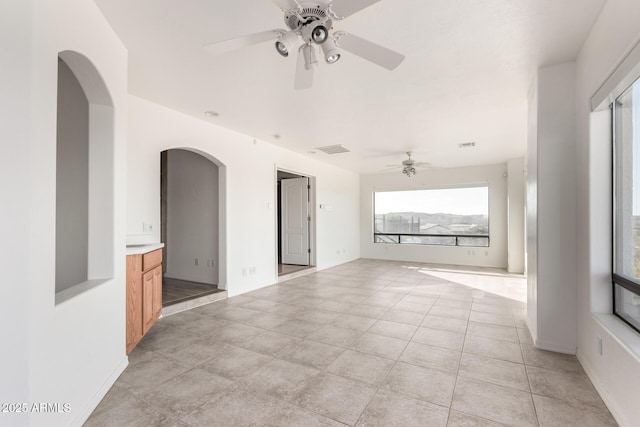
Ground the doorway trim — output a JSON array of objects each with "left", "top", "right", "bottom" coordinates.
[{"left": 275, "top": 166, "right": 317, "bottom": 282}]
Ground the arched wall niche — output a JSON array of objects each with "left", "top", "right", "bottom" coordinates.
[{"left": 55, "top": 50, "right": 116, "bottom": 304}]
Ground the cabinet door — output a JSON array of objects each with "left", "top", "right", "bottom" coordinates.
[
  {"left": 142, "top": 268, "right": 155, "bottom": 335},
  {"left": 152, "top": 265, "right": 162, "bottom": 323},
  {"left": 143, "top": 265, "right": 163, "bottom": 334},
  {"left": 126, "top": 255, "right": 143, "bottom": 354}
]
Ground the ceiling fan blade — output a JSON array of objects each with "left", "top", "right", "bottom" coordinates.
[
  {"left": 329, "top": 0, "right": 381, "bottom": 19},
  {"left": 414, "top": 162, "right": 432, "bottom": 167},
  {"left": 335, "top": 32, "right": 405, "bottom": 70},
  {"left": 203, "top": 29, "right": 284, "bottom": 55},
  {"left": 271, "top": 0, "right": 300, "bottom": 10},
  {"left": 294, "top": 48, "right": 314, "bottom": 90}
]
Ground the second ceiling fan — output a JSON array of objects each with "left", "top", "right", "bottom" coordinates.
[{"left": 203, "top": 0, "right": 405, "bottom": 90}]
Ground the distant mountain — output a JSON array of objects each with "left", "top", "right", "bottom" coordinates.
[{"left": 376, "top": 212, "right": 488, "bottom": 227}]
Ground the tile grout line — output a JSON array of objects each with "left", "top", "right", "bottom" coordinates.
[
  {"left": 350, "top": 282, "right": 429, "bottom": 426},
  {"left": 95, "top": 261, "right": 570, "bottom": 427}
]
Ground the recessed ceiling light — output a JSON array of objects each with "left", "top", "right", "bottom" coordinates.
[{"left": 204, "top": 111, "right": 219, "bottom": 117}]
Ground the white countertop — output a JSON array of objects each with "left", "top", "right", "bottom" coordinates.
[{"left": 126, "top": 243, "right": 165, "bottom": 255}]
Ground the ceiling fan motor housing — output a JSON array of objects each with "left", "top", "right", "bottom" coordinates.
[{"left": 284, "top": 5, "right": 333, "bottom": 45}]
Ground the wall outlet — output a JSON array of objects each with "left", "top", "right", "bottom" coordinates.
[
  {"left": 242, "top": 268, "right": 247, "bottom": 276},
  {"left": 597, "top": 336, "right": 603, "bottom": 356},
  {"left": 195, "top": 258, "right": 199, "bottom": 266},
  {"left": 143, "top": 222, "right": 153, "bottom": 233},
  {"left": 249, "top": 267, "right": 256, "bottom": 275}
]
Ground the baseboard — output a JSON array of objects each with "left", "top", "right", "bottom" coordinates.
[
  {"left": 534, "top": 339, "right": 576, "bottom": 355},
  {"left": 525, "top": 316, "right": 576, "bottom": 355},
  {"left": 525, "top": 314, "right": 537, "bottom": 344},
  {"left": 577, "top": 351, "right": 630, "bottom": 427},
  {"left": 70, "top": 356, "right": 129, "bottom": 427}
]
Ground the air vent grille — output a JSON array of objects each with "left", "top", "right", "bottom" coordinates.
[
  {"left": 315, "top": 144, "right": 350, "bottom": 154},
  {"left": 458, "top": 142, "right": 476, "bottom": 148}
]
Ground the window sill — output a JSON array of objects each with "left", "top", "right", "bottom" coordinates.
[
  {"left": 55, "top": 278, "right": 111, "bottom": 306},
  {"left": 593, "top": 313, "right": 640, "bottom": 363}
]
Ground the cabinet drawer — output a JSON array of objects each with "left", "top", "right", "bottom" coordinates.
[{"left": 143, "top": 249, "right": 162, "bottom": 272}]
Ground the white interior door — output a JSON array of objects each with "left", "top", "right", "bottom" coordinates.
[{"left": 281, "top": 177, "right": 310, "bottom": 265}]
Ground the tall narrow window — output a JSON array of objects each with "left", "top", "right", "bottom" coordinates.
[
  {"left": 374, "top": 186, "right": 489, "bottom": 247},
  {"left": 613, "top": 76, "right": 640, "bottom": 332}
]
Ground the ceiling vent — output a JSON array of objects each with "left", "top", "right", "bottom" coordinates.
[
  {"left": 315, "top": 144, "right": 351, "bottom": 154},
  {"left": 458, "top": 142, "right": 476, "bottom": 148}
]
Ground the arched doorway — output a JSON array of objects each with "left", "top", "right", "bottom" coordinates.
[{"left": 160, "top": 148, "right": 226, "bottom": 309}]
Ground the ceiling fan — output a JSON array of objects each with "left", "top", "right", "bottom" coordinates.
[
  {"left": 203, "top": 0, "right": 405, "bottom": 90},
  {"left": 383, "top": 152, "right": 432, "bottom": 177}
]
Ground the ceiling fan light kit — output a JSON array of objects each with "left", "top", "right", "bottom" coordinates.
[
  {"left": 203, "top": 0, "right": 405, "bottom": 90},
  {"left": 403, "top": 166, "right": 417, "bottom": 177},
  {"left": 383, "top": 152, "right": 431, "bottom": 177},
  {"left": 321, "top": 38, "right": 341, "bottom": 63},
  {"left": 275, "top": 30, "right": 299, "bottom": 57}
]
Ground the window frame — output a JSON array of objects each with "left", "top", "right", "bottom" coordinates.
[
  {"left": 372, "top": 185, "right": 490, "bottom": 248},
  {"left": 612, "top": 81, "right": 640, "bottom": 334}
]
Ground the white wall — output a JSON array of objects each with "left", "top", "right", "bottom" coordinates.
[
  {"left": 526, "top": 77, "right": 539, "bottom": 340},
  {"left": 0, "top": 0, "right": 129, "bottom": 425},
  {"left": 55, "top": 58, "right": 89, "bottom": 292},
  {"left": 575, "top": 0, "right": 640, "bottom": 425},
  {"left": 0, "top": 1, "right": 33, "bottom": 420},
  {"left": 166, "top": 149, "right": 219, "bottom": 285},
  {"left": 360, "top": 164, "right": 509, "bottom": 268},
  {"left": 126, "top": 95, "right": 360, "bottom": 297},
  {"left": 527, "top": 62, "right": 578, "bottom": 354},
  {"left": 507, "top": 157, "right": 525, "bottom": 274}
]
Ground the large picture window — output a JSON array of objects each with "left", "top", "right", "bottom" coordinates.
[
  {"left": 374, "top": 186, "right": 489, "bottom": 247},
  {"left": 613, "top": 76, "right": 640, "bottom": 332}
]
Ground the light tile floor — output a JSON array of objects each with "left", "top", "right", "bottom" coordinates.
[{"left": 85, "top": 259, "right": 618, "bottom": 427}]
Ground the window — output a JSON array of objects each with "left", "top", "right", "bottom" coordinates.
[
  {"left": 613, "top": 76, "right": 640, "bottom": 332},
  {"left": 374, "top": 186, "right": 489, "bottom": 247}
]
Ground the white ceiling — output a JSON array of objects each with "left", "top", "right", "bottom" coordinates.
[{"left": 94, "top": 0, "right": 605, "bottom": 173}]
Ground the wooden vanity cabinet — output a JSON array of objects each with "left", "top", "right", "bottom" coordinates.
[{"left": 126, "top": 248, "right": 163, "bottom": 354}]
